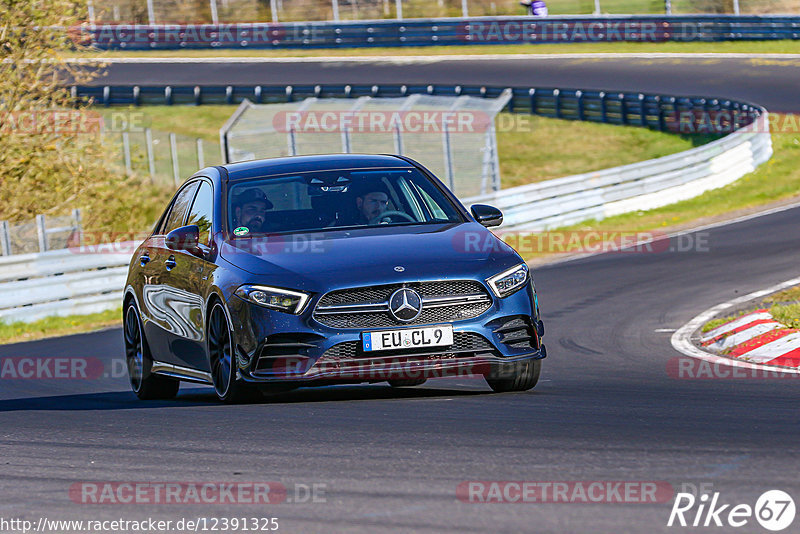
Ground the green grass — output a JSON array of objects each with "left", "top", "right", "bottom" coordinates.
[
  {"left": 771, "top": 303, "right": 800, "bottom": 329},
  {"left": 70, "top": 40, "right": 800, "bottom": 59},
  {"left": 0, "top": 308, "right": 122, "bottom": 345},
  {"left": 496, "top": 114, "right": 706, "bottom": 186}
]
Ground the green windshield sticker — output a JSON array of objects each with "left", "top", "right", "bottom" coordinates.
[{"left": 233, "top": 226, "right": 249, "bottom": 236}]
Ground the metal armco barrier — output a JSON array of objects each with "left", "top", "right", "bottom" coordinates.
[
  {"left": 82, "top": 15, "right": 800, "bottom": 50},
  {"left": 463, "top": 116, "right": 772, "bottom": 230},
  {"left": 0, "top": 245, "right": 137, "bottom": 323}
]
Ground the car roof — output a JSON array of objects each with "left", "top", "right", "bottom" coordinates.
[{"left": 220, "top": 154, "right": 415, "bottom": 182}]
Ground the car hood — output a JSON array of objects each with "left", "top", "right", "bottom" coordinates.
[{"left": 219, "top": 222, "right": 521, "bottom": 292}]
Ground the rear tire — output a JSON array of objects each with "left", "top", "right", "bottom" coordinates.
[
  {"left": 485, "top": 359, "right": 541, "bottom": 393},
  {"left": 207, "top": 302, "right": 262, "bottom": 404},
  {"left": 388, "top": 378, "right": 427, "bottom": 387},
  {"left": 123, "top": 301, "right": 180, "bottom": 400}
]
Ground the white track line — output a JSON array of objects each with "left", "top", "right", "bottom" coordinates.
[
  {"left": 67, "top": 53, "right": 800, "bottom": 64},
  {"left": 671, "top": 276, "right": 800, "bottom": 374}
]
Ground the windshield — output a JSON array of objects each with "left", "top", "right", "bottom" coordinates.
[{"left": 226, "top": 167, "right": 464, "bottom": 236}]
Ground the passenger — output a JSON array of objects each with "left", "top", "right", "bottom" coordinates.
[{"left": 232, "top": 188, "right": 273, "bottom": 233}]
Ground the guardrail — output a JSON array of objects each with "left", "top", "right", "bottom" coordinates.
[
  {"left": 74, "top": 83, "right": 763, "bottom": 135},
  {"left": 0, "top": 245, "right": 136, "bottom": 323},
  {"left": 83, "top": 15, "right": 800, "bottom": 50},
  {"left": 463, "top": 116, "right": 772, "bottom": 230},
  {"left": 2, "top": 83, "right": 770, "bottom": 323}
]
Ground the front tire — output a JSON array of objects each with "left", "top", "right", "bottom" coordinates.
[
  {"left": 207, "top": 302, "right": 261, "bottom": 404},
  {"left": 123, "top": 301, "right": 180, "bottom": 400},
  {"left": 485, "top": 359, "right": 541, "bottom": 393}
]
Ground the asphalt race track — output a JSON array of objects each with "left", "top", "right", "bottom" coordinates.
[
  {"left": 2, "top": 56, "right": 800, "bottom": 533},
  {"left": 90, "top": 55, "right": 800, "bottom": 112}
]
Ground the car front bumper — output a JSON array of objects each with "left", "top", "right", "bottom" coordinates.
[{"left": 227, "top": 281, "right": 545, "bottom": 384}]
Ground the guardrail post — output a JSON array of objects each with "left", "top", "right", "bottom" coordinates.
[
  {"left": 146, "top": 0, "right": 156, "bottom": 24},
  {"left": 600, "top": 92, "right": 607, "bottom": 123},
  {"left": 122, "top": 131, "right": 132, "bottom": 174},
  {"left": 553, "top": 89, "right": 561, "bottom": 119},
  {"left": 341, "top": 127, "right": 351, "bottom": 154},
  {"left": 461, "top": 0, "right": 468, "bottom": 17},
  {"left": 270, "top": 0, "right": 278, "bottom": 22},
  {"left": 619, "top": 94, "right": 628, "bottom": 125},
  {"left": 287, "top": 128, "right": 297, "bottom": 156},
  {"left": 72, "top": 209, "right": 83, "bottom": 247},
  {"left": 655, "top": 96, "right": 666, "bottom": 131},
  {"left": 639, "top": 94, "right": 647, "bottom": 127},
  {"left": 529, "top": 88, "right": 537, "bottom": 114},
  {"left": 194, "top": 86, "right": 202, "bottom": 105},
  {"left": 393, "top": 121, "right": 404, "bottom": 155},
  {"left": 576, "top": 90, "right": 585, "bottom": 121},
  {"left": 286, "top": 85, "right": 294, "bottom": 103},
  {"left": 36, "top": 214, "right": 48, "bottom": 253},
  {"left": 133, "top": 86, "right": 141, "bottom": 106},
  {"left": 442, "top": 123, "right": 455, "bottom": 192},
  {"left": 165, "top": 86, "right": 173, "bottom": 105},
  {"left": 170, "top": 133, "right": 180, "bottom": 186},
  {"left": 145, "top": 128, "right": 156, "bottom": 182},
  {"left": 0, "top": 221, "right": 11, "bottom": 256},
  {"left": 210, "top": 0, "right": 219, "bottom": 24},
  {"left": 197, "top": 138, "right": 205, "bottom": 168}
]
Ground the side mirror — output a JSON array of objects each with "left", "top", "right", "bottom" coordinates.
[
  {"left": 166, "top": 225, "right": 200, "bottom": 253},
  {"left": 470, "top": 204, "right": 503, "bottom": 228}
]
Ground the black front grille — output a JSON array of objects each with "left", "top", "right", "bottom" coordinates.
[
  {"left": 314, "top": 280, "right": 492, "bottom": 329},
  {"left": 319, "top": 332, "right": 496, "bottom": 363}
]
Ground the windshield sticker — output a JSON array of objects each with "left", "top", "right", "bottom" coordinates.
[{"left": 233, "top": 226, "right": 250, "bottom": 236}]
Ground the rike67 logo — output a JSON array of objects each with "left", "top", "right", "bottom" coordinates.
[{"left": 668, "top": 490, "right": 795, "bottom": 531}]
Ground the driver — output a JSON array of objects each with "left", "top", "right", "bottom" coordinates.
[
  {"left": 232, "top": 188, "right": 273, "bottom": 233},
  {"left": 355, "top": 183, "right": 390, "bottom": 224}
]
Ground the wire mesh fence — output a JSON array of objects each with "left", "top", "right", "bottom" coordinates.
[
  {"left": 0, "top": 211, "right": 82, "bottom": 256},
  {"left": 109, "top": 129, "right": 221, "bottom": 188},
  {"left": 87, "top": 0, "right": 800, "bottom": 24},
  {"left": 221, "top": 91, "right": 511, "bottom": 197}
]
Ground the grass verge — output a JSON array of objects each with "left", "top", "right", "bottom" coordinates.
[
  {"left": 0, "top": 308, "right": 122, "bottom": 345},
  {"left": 69, "top": 40, "right": 800, "bottom": 59},
  {"left": 700, "top": 284, "right": 800, "bottom": 336}
]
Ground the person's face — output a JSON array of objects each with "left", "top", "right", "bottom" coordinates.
[
  {"left": 236, "top": 200, "right": 268, "bottom": 230},
  {"left": 357, "top": 192, "right": 389, "bottom": 222}
]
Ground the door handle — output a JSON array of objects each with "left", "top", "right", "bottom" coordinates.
[
  {"left": 165, "top": 255, "right": 177, "bottom": 271},
  {"left": 139, "top": 253, "right": 150, "bottom": 267}
]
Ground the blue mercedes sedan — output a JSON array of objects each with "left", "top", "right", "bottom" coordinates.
[{"left": 123, "top": 154, "right": 546, "bottom": 402}]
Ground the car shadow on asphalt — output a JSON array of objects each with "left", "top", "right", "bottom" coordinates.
[{"left": 0, "top": 384, "right": 501, "bottom": 411}]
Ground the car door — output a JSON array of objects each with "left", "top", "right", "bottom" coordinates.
[
  {"left": 160, "top": 179, "right": 217, "bottom": 372},
  {"left": 141, "top": 181, "right": 199, "bottom": 364}
]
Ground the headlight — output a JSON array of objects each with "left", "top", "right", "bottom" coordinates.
[
  {"left": 235, "top": 285, "right": 310, "bottom": 314},
  {"left": 487, "top": 263, "right": 529, "bottom": 298}
]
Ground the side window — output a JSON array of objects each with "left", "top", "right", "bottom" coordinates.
[
  {"left": 162, "top": 182, "right": 199, "bottom": 235},
  {"left": 186, "top": 181, "right": 214, "bottom": 246}
]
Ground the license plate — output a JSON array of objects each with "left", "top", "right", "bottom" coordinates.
[{"left": 362, "top": 325, "right": 454, "bottom": 352}]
